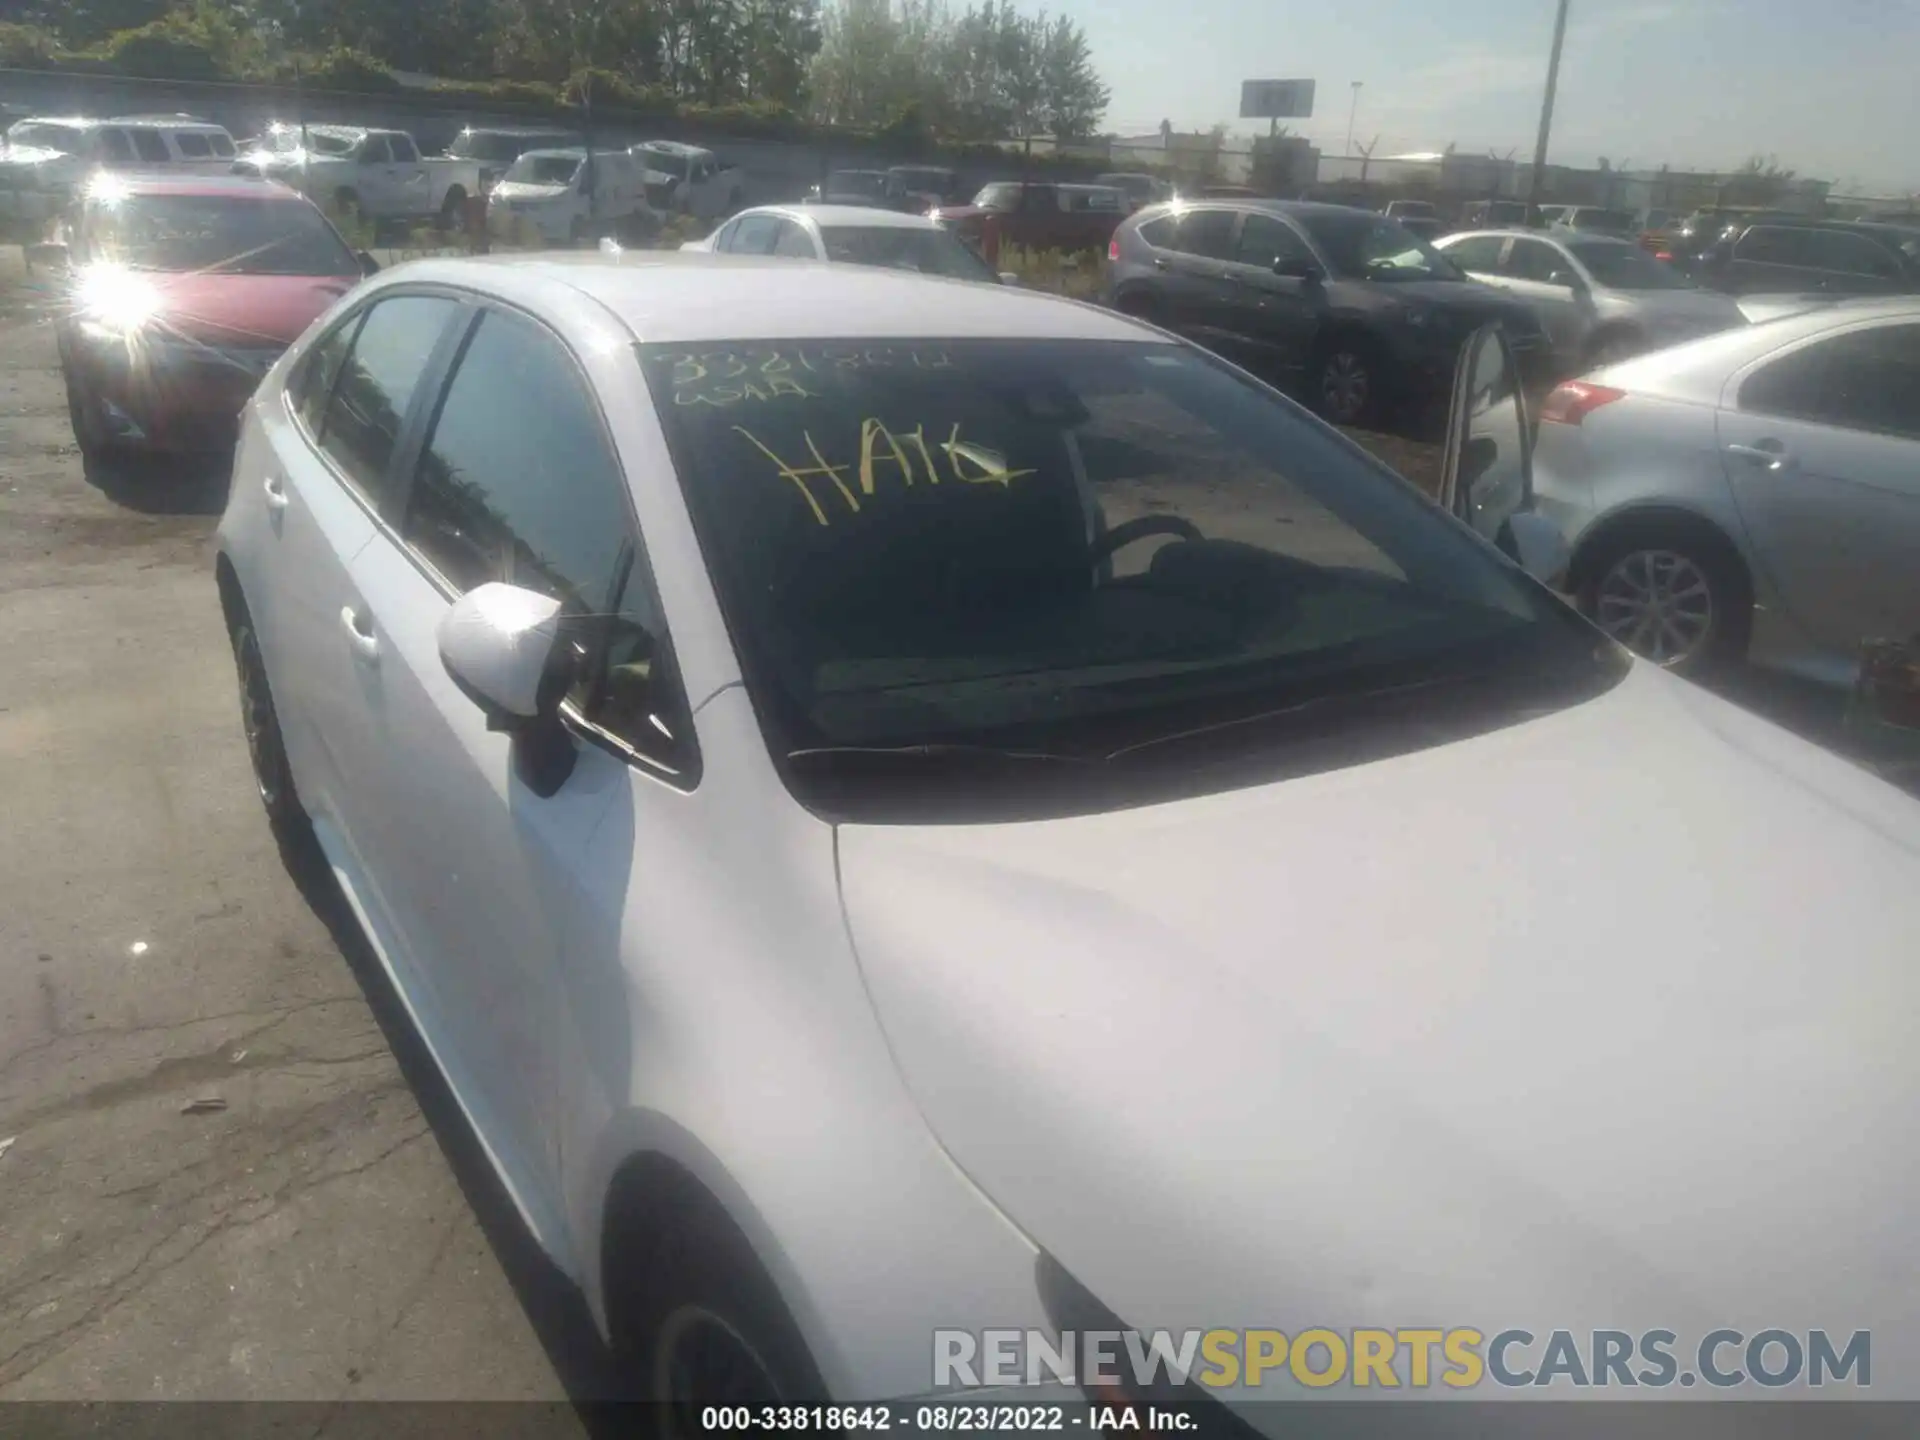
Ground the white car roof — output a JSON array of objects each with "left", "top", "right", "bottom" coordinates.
[
  {"left": 377, "top": 252, "right": 1156, "bottom": 345},
  {"left": 1597, "top": 294, "right": 1920, "bottom": 399},
  {"left": 755, "top": 204, "right": 945, "bottom": 231},
  {"left": 635, "top": 139, "right": 710, "bottom": 158}
]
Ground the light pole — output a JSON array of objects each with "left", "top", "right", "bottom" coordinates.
[
  {"left": 1346, "top": 81, "right": 1363, "bottom": 158},
  {"left": 1527, "top": 0, "right": 1573, "bottom": 209}
]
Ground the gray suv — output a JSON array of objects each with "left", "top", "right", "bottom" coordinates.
[{"left": 1104, "top": 199, "right": 1549, "bottom": 425}]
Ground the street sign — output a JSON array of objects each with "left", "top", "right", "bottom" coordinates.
[{"left": 1239, "top": 79, "right": 1316, "bottom": 119}]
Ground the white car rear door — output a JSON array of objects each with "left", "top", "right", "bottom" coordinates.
[
  {"left": 260, "top": 293, "right": 465, "bottom": 893},
  {"left": 1717, "top": 319, "right": 1920, "bottom": 655}
]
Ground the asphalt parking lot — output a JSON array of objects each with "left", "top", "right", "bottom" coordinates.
[
  {"left": 0, "top": 266, "right": 606, "bottom": 1417},
  {"left": 0, "top": 247, "right": 1866, "bottom": 1408}
]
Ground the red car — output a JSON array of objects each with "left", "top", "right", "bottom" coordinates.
[{"left": 48, "top": 173, "right": 373, "bottom": 458}]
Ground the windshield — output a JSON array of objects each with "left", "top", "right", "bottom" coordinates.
[
  {"left": 819, "top": 225, "right": 999, "bottom": 280},
  {"left": 973, "top": 183, "right": 1022, "bottom": 209},
  {"left": 450, "top": 131, "right": 564, "bottom": 162},
  {"left": 88, "top": 194, "right": 356, "bottom": 275},
  {"left": 8, "top": 123, "right": 87, "bottom": 153},
  {"left": 1565, "top": 240, "right": 1694, "bottom": 290},
  {"left": 504, "top": 154, "right": 581, "bottom": 186},
  {"left": 892, "top": 168, "right": 955, "bottom": 192},
  {"left": 635, "top": 145, "right": 689, "bottom": 176},
  {"left": 827, "top": 171, "right": 889, "bottom": 196},
  {"left": 1567, "top": 208, "right": 1635, "bottom": 233},
  {"left": 640, "top": 337, "right": 1617, "bottom": 809},
  {"left": 1295, "top": 211, "right": 1464, "bottom": 281}
]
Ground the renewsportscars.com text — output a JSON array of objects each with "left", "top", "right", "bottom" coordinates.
[{"left": 934, "top": 1327, "right": 1872, "bottom": 1390}]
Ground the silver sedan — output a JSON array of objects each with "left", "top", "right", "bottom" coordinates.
[
  {"left": 1437, "top": 228, "right": 1746, "bottom": 371},
  {"left": 1533, "top": 296, "right": 1920, "bottom": 681}
]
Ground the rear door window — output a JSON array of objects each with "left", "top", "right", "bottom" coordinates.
[
  {"left": 1164, "top": 208, "right": 1238, "bottom": 260},
  {"left": 316, "top": 294, "right": 462, "bottom": 507},
  {"left": 97, "top": 129, "right": 137, "bottom": 164},
  {"left": 1233, "top": 213, "right": 1313, "bottom": 269},
  {"left": 1502, "top": 238, "right": 1565, "bottom": 283},
  {"left": 1739, "top": 324, "right": 1920, "bottom": 439},
  {"left": 129, "top": 129, "right": 170, "bottom": 164},
  {"left": 1734, "top": 226, "right": 1804, "bottom": 265},
  {"left": 1803, "top": 231, "right": 1900, "bottom": 279},
  {"left": 772, "top": 220, "right": 816, "bottom": 257},
  {"left": 292, "top": 311, "right": 367, "bottom": 434},
  {"left": 174, "top": 132, "right": 211, "bottom": 159},
  {"left": 1442, "top": 235, "right": 1506, "bottom": 272},
  {"left": 729, "top": 215, "right": 780, "bottom": 253}
]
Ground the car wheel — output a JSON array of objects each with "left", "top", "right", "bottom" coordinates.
[
  {"left": 1580, "top": 527, "right": 1751, "bottom": 674},
  {"left": 229, "top": 610, "right": 307, "bottom": 835},
  {"left": 615, "top": 1210, "right": 825, "bottom": 1435},
  {"left": 1315, "top": 339, "right": 1378, "bottom": 426}
]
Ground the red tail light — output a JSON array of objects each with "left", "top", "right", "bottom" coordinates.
[
  {"left": 1107, "top": 236, "right": 1120, "bottom": 262},
  {"left": 1539, "top": 380, "right": 1626, "bottom": 426},
  {"left": 1654, "top": 250, "right": 1673, "bottom": 262}
]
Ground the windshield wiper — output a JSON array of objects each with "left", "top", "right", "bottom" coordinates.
[{"left": 787, "top": 742, "right": 1096, "bottom": 767}]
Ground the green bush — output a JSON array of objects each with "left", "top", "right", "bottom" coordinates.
[
  {"left": 98, "top": 24, "right": 229, "bottom": 80},
  {"left": 291, "top": 47, "right": 402, "bottom": 94},
  {"left": 561, "top": 67, "right": 670, "bottom": 113},
  {"left": 0, "top": 22, "right": 63, "bottom": 68},
  {"left": 428, "top": 76, "right": 560, "bottom": 108}
]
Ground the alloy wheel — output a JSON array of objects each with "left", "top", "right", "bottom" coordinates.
[
  {"left": 233, "top": 624, "right": 287, "bottom": 812},
  {"left": 1594, "top": 548, "right": 1715, "bottom": 665},
  {"left": 1320, "top": 351, "right": 1370, "bottom": 424},
  {"left": 652, "top": 1305, "right": 783, "bottom": 1438}
]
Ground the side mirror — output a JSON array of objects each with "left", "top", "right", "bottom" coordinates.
[
  {"left": 1441, "top": 324, "right": 1554, "bottom": 579},
  {"left": 1548, "top": 268, "right": 1584, "bottom": 292},
  {"left": 357, "top": 250, "right": 380, "bottom": 276},
  {"left": 1273, "top": 256, "right": 1323, "bottom": 282},
  {"left": 437, "top": 583, "right": 578, "bottom": 797}
]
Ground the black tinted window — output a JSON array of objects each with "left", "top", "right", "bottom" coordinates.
[
  {"left": 1504, "top": 239, "right": 1565, "bottom": 283},
  {"left": 130, "top": 129, "right": 169, "bottom": 163},
  {"left": 174, "top": 132, "right": 211, "bottom": 158},
  {"left": 773, "top": 220, "right": 816, "bottom": 257},
  {"left": 294, "top": 311, "right": 365, "bottom": 433},
  {"left": 98, "top": 129, "right": 136, "bottom": 163},
  {"left": 318, "top": 295, "right": 458, "bottom": 502},
  {"left": 1234, "top": 213, "right": 1311, "bottom": 268},
  {"left": 1443, "top": 235, "right": 1505, "bottom": 271},
  {"left": 403, "top": 310, "right": 680, "bottom": 756},
  {"left": 1804, "top": 231, "right": 1900, "bottom": 278},
  {"left": 210, "top": 132, "right": 235, "bottom": 157},
  {"left": 730, "top": 215, "right": 779, "bottom": 253},
  {"left": 388, "top": 134, "right": 419, "bottom": 163},
  {"left": 1736, "top": 227, "right": 1803, "bottom": 264},
  {"left": 361, "top": 135, "right": 391, "bottom": 163},
  {"left": 1739, "top": 324, "right": 1920, "bottom": 438},
  {"left": 1167, "top": 209, "right": 1237, "bottom": 259}
]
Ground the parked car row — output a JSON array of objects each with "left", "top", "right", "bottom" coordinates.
[{"left": 2, "top": 113, "right": 238, "bottom": 228}]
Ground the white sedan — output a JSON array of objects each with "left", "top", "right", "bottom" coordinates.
[
  {"left": 218, "top": 253, "right": 1920, "bottom": 1411},
  {"left": 681, "top": 202, "right": 1008, "bottom": 282},
  {"left": 1534, "top": 295, "right": 1920, "bottom": 680}
]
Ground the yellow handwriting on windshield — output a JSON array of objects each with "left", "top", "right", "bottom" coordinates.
[{"left": 737, "top": 419, "right": 1035, "bottom": 525}]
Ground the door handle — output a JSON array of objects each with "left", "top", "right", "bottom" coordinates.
[
  {"left": 1725, "top": 441, "right": 1794, "bottom": 471},
  {"left": 1151, "top": 256, "right": 1171, "bottom": 270},
  {"left": 339, "top": 605, "right": 381, "bottom": 664},
  {"left": 263, "top": 473, "right": 289, "bottom": 511}
]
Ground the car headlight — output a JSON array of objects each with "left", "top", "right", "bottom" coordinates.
[{"left": 74, "top": 265, "right": 161, "bottom": 341}]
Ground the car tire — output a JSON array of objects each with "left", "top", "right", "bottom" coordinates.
[
  {"left": 612, "top": 1207, "right": 827, "bottom": 1434},
  {"left": 1577, "top": 521, "right": 1752, "bottom": 674},
  {"left": 1313, "top": 334, "right": 1381, "bottom": 427},
  {"left": 228, "top": 607, "right": 308, "bottom": 838}
]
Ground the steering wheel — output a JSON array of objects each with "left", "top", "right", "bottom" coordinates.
[{"left": 1090, "top": 514, "right": 1203, "bottom": 568}]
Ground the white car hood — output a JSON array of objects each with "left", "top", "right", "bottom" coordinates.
[
  {"left": 838, "top": 663, "right": 1920, "bottom": 1384},
  {"left": 490, "top": 181, "right": 570, "bottom": 204}
]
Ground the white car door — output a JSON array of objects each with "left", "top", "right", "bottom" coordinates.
[
  {"left": 1497, "top": 236, "right": 1588, "bottom": 362},
  {"left": 1717, "top": 319, "right": 1920, "bottom": 655},
  {"left": 261, "top": 293, "right": 466, "bottom": 891},
  {"left": 385, "top": 132, "right": 432, "bottom": 216},
  {"left": 340, "top": 300, "right": 670, "bottom": 1230}
]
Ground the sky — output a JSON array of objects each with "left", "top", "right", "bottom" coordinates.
[{"left": 1047, "top": 0, "right": 1920, "bottom": 195}]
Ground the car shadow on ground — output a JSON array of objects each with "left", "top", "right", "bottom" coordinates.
[
  {"left": 269, "top": 819, "right": 636, "bottom": 1424},
  {"left": 82, "top": 448, "right": 232, "bottom": 516}
]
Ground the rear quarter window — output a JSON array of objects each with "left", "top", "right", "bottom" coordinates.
[{"left": 174, "top": 132, "right": 211, "bottom": 158}]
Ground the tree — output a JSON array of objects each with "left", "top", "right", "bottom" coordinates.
[
  {"left": 1725, "top": 153, "right": 1796, "bottom": 205},
  {"left": 1033, "top": 11, "right": 1104, "bottom": 139}
]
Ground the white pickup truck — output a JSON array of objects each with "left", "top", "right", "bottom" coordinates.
[
  {"left": 630, "top": 140, "right": 745, "bottom": 221},
  {"left": 235, "top": 124, "right": 484, "bottom": 228}
]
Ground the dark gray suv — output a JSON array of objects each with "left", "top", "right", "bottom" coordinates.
[{"left": 1104, "top": 199, "right": 1549, "bottom": 425}]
